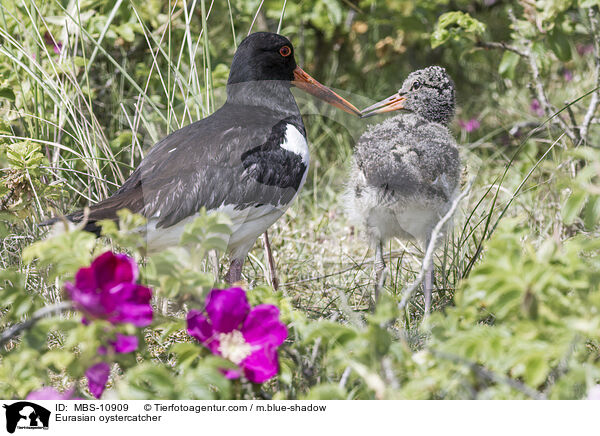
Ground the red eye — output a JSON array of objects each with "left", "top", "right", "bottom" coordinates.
[{"left": 279, "top": 46, "right": 292, "bottom": 57}]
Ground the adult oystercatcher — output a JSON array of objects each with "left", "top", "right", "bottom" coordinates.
[
  {"left": 345, "top": 66, "right": 459, "bottom": 313},
  {"left": 43, "top": 32, "right": 360, "bottom": 283}
]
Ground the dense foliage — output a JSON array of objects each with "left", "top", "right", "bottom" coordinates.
[{"left": 1, "top": 0, "right": 599, "bottom": 399}]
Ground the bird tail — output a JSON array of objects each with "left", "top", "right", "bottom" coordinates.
[
  {"left": 39, "top": 184, "right": 145, "bottom": 237},
  {"left": 39, "top": 209, "right": 102, "bottom": 236}
]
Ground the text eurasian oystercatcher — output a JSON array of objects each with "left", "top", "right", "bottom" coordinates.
[
  {"left": 43, "top": 32, "right": 360, "bottom": 283},
  {"left": 345, "top": 66, "right": 460, "bottom": 313}
]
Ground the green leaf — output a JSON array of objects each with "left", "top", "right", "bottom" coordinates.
[
  {"left": 548, "top": 28, "right": 572, "bottom": 62},
  {"left": 498, "top": 51, "right": 520, "bottom": 79},
  {"left": 562, "top": 191, "right": 587, "bottom": 224},
  {"left": 117, "top": 24, "right": 135, "bottom": 42},
  {"left": 0, "top": 87, "right": 15, "bottom": 101},
  {"left": 319, "top": 0, "right": 343, "bottom": 25},
  {"left": 303, "top": 321, "right": 358, "bottom": 345},
  {"left": 22, "top": 229, "right": 96, "bottom": 279},
  {"left": 40, "top": 350, "right": 75, "bottom": 370},
  {"left": 583, "top": 196, "right": 600, "bottom": 230},
  {"left": 170, "top": 343, "right": 202, "bottom": 368},
  {"left": 431, "top": 12, "right": 486, "bottom": 48},
  {"left": 367, "top": 324, "right": 392, "bottom": 356},
  {"left": 523, "top": 354, "right": 550, "bottom": 387},
  {"left": 23, "top": 324, "right": 48, "bottom": 349},
  {"left": 303, "top": 383, "right": 346, "bottom": 399}
]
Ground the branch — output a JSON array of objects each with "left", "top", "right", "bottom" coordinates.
[
  {"left": 581, "top": 6, "right": 600, "bottom": 143},
  {"left": 476, "top": 40, "right": 527, "bottom": 57},
  {"left": 430, "top": 349, "right": 546, "bottom": 400},
  {"left": 526, "top": 48, "right": 578, "bottom": 143},
  {"left": 477, "top": 37, "right": 577, "bottom": 143},
  {"left": 501, "top": 7, "right": 578, "bottom": 143},
  {"left": 398, "top": 180, "right": 474, "bottom": 311},
  {"left": 0, "top": 302, "right": 72, "bottom": 348}
]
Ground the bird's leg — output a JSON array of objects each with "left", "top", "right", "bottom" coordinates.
[
  {"left": 423, "top": 237, "right": 434, "bottom": 315},
  {"left": 262, "top": 231, "right": 279, "bottom": 290},
  {"left": 224, "top": 258, "right": 244, "bottom": 284},
  {"left": 373, "top": 240, "right": 387, "bottom": 309}
]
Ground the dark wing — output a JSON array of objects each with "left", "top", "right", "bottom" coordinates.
[
  {"left": 354, "top": 114, "right": 460, "bottom": 201},
  {"left": 43, "top": 104, "right": 307, "bottom": 233}
]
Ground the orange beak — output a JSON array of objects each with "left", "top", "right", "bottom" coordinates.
[
  {"left": 360, "top": 92, "right": 407, "bottom": 118},
  {"left": 292, "top": 66, "right": 360, "bottom": 117}
]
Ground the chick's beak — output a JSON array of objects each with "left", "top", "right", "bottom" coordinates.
[
  {"left": 360, "top": 92, "right": 407, "bottom": 118},
  {"left": 292, "top": 66, "right": 361, "bottom": 117}
]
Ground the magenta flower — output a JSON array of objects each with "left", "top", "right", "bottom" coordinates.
[
  {"left": 530, "top": 99, "right": 544, "bottom": 116},
  {"left": 86, "top": 362, "right": 110, "bottom": 399},
  {"left": 65, "top": 251, "right": 153, "bottom": 327},
  {"left": 43, "top": 31, "right": 63, "bottom": 54},
  {"left": 187, "top": 288, "right": 287, "bottom": 383},
  {"left": 27, "top": 387, "right": 82, "bottom": 400},
  {"left": 93, "top": 334, "right": 137, "bottom": 398},
  {"left": 458, "top": 118, "right": 480, "bottom": 132},
  {"left": 98, "top": 333, "right": 139, "bottom": 355}
]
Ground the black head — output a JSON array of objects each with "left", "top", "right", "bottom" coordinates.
[
  {"left": 227, "top": 32, "right": 297, "bottom": 85},
  {"left": 361, "top": 66, "right": 456, "bottom": 125},
  {"left": 225, "top": 32, "right": 360, "bottom": 116}
]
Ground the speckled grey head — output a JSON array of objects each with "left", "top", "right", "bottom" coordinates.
[
  {"left": 360, "top": 66, "right": 455, "bottom": 125},
  {"left": 400, "top": 66, "right": 455, "bottom": 125}
]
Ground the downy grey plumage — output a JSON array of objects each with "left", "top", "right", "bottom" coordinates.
[{"left": 346, "top": 66, "right": 460, "bottom": 313}]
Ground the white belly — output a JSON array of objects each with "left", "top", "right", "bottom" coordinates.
[
  {"left": 346, "top": 179, "right": 456, "bottom": 245},
  {"left": 144, "top": 204, "right": 286, "bottom": 258},
  {"left": 367, "top": 199, "right": 452, "bottom": 244}
]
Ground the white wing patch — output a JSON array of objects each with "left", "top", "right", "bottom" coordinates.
[{"left": 280, "top": 124, "right": 309, "bottom": 165}]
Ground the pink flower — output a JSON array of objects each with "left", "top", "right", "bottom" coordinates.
[
  {"left": 187, "top": 288, "right": 287, "bottom": 383},
  {"left": 577, "top": 44, "right": 594, "bottom": 56},
  {"left": 27, "top": 387, "right": 82, "bottom": 400},
  {"left": 530, "top": 99, "right": 544, "bottom": 116},
  {"left": 65, "top": 252, "right": 153, "bottom": 327},
  {"left": 562, "top": 68, "right": 573, "bottom": 82},
  {"left": 458, "top": 118, "right": 480, "bottom": 132},
  {"left": 85, "top": 362, "right": 110, "bottom": 399},
  {"left": 43, "top": 31, "right": 63, "bottom": 54}
]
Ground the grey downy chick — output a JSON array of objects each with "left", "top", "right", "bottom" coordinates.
[{"left": 345, "top": 66, "right": 460, "bottom": 313}]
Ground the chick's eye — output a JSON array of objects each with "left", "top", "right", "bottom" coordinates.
[
  {"left": 279, "top": 46, "right": 292, "bottom": 57},
  {"left": 412, "top": 81, "right": 421, "bottom": 90}
]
